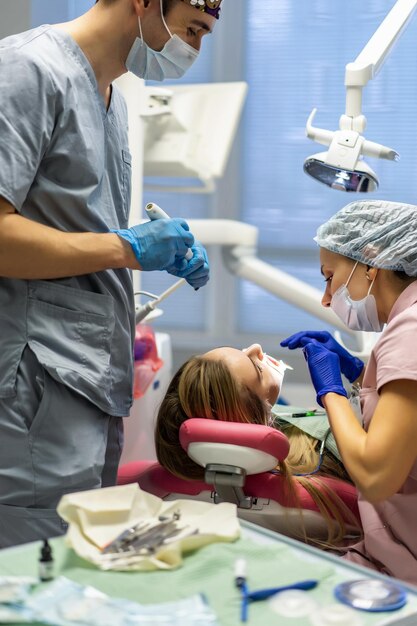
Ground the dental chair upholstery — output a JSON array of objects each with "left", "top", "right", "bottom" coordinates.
[{"left": 118, "top": 419, "right": 360, "bottom": 541}]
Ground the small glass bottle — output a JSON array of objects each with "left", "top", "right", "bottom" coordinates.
[{"left": 39, "top": 539, "right": 54, "bottom": 582}]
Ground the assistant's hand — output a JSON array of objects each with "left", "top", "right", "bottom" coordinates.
[
  {"left": 166, "top": 240, "right": 210, "bottom": 289},
  {"left": 281, "top": 330, "right": 363, "bottom": 383},
  {"left": 112, "top": 218, "right": 194, "bottom": 272},
  {"left": 302, "top": 342, "right": 348, "bottom": 408}
]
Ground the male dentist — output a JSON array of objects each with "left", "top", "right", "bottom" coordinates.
[{"left": 0, "top": 0, "right": 221, "bottom": 546}]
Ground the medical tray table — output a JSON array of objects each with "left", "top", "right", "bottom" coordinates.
[{"left": 0, "top": 520, "right": 417, "bottom": 626}]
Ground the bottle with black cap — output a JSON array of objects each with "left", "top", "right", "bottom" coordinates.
[{"left": 39, "top": 539, "right": 54, "bottom": 582}]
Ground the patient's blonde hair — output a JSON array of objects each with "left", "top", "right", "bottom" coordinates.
[
  {"left": 156, "top": 357, "right": 269, "bottom": 480},
  {"left": 155, "top": 356, "right": 361, "bottom": 547}
]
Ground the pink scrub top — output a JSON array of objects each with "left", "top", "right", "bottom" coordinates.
[{"left": 343, "top": 281, "right": 417, "bottom": 584}]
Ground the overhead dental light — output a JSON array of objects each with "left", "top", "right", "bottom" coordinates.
[{"left": 304, "top": 0, "right": 417, "bottom": 192}]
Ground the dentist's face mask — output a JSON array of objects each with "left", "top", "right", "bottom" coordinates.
[
  {"left": 331, "top": 261, "right": 384, "bottom": 332},
  {"left": 126, "top": 0, "right": 199, "bottom": 81}
]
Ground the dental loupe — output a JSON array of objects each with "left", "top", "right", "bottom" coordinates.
[{"left": 304, "top": 0, "right": 417, "bottom": 192}]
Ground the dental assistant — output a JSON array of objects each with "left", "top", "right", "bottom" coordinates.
[
  {"left": 281, "top": 200, "right": 417, "bottom": 585},
  {"left": 0, "top": 0, "right": 219, "bottom": 547}
]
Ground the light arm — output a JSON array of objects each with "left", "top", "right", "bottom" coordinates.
[
  {"left": 346, "top": 0, "right": 417, "bottom": 86},
  {"left": 304, "top": 0, "right": 416, "bottom": 191},
  {"left": 136, "top": 218, "right": 374, "bottom": 360},
  {"left": 343, "top": 0, "right": 417, "bottom": 125}
]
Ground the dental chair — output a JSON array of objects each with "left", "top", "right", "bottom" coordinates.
[{"left": 117, "top": 419, "right": 360, "bottom": 543}]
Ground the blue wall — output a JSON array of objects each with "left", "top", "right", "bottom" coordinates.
[{"left": 31, "top": 0, "right": 93, "bottom": 26}]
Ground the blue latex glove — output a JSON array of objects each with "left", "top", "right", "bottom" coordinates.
[
  {"left": 302, "top": 342, "right": 348, "bottom": 408},
  {"left": 166, "top": 240, "right": 210, "bottom": 289},
  {"left": 281, "top": 330, "right": 363, "bottom": 383},
  {"left": 112, "top": 218, "right": 194, "bottom": 272}
]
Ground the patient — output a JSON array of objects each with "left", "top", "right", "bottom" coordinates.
[{"left": 155, "top": 344, "right": 361, "bottom": 547}]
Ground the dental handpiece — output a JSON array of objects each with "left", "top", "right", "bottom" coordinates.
[
  {"left": 135, "top": 203, "right": 192, "bottom": 324},
  {"left": 145, "top": 202, "right": 193, "bottom": 260}
]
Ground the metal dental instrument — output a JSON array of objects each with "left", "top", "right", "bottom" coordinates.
[
  {"left": 99, "top": 528, "right": 199, "bottom": 570},
  {"left": 101, "top": 520, "right": 151, "bottom": 554},
  {"left": 100, "top": 511, "right": 194, "bottom": 558}
]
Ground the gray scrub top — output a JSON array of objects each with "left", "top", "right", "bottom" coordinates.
[{"left": 0, "top": 25, "right": 135, "bottom": 416}]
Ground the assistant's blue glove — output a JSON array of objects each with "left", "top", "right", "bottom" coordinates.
[
  {"left": 112, "top": 218, "right": 194, "bottom": 272},
  {"left": 166, "top": 240, "right": 210, "bottom": 289},
  {"left": 281, "top": 330, "right": 363, "bottom": 383},
  {"left": 303, "top": 342, "right": 348, "bottom": 408}
]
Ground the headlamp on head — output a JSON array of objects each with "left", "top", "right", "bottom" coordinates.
[{"left": 180, "top": 0, "right": 222, "bottom": 19}]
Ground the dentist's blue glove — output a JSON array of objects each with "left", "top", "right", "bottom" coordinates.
[
  {"left": 166, "top": 240, "right": 210, "bottom": 289},
  {"left": 112, "top": 218, "right": 194, "bottom": 272},
  {"left": 281, "top": 330, "right": 363, "bottom": 383},
  {"left": 302, "top": 342, "right": 348, "bottom": 408}
]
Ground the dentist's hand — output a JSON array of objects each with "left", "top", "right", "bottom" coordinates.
[
  {"left": 166, "top": 240, "right": 210, "bottom": 289},
  {"left": 281, "top": 330, "right": 364, "bottom": 383},
  {"left": 112, "top": 219, "right": 194, "bottom": 272},
  {"left": 302, "top": 342, "right": 347, "bottom": 408}
]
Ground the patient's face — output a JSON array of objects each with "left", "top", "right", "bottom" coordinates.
[{"left": 204, "top": 344, "right": 280, "bottom": 406}]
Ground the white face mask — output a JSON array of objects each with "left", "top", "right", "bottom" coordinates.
[
  {"left": 126, "top": 0, "right": 199, "bottom": 81},
  {"left": 331, "top": 261, "right": 384, "bottom": 332}
]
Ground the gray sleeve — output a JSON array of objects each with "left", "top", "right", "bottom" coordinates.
[{"left": 0, "top": 50, "right": 56, "bottom": 211}]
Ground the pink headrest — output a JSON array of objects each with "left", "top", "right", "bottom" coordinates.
[{"left": 179, "top": 418, "right": 290, "bottom": 461}]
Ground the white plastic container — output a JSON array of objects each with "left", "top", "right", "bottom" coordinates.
[{"left": 120, "top": 332, "right": 172, "bottom": 464}]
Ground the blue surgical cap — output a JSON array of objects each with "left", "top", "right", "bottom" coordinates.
[{"left": 315, "top": 200, "right": 417, "bottom": 276}]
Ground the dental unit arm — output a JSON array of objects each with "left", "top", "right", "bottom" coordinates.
[
  {"left": 186, "top": 219, "right": 375, "bottom": 361},
  {"left": 133, "top": 212, "right": 374, "bottom": 359},
  {"left": 304, "top": 0, "right": 417, "bottom": 192},
  {"left": 134, "top": 215, "right": 374, "bottom": 360}
]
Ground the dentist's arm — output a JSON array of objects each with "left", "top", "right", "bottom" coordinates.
[
  {"left": 324, "top": 383, "right": 417, "bottom": 504},
  {"left": 0, "top": 197, "right": 200, "bottom": 281},
  {"left": 0, "top": 197, "right": 135, "bottom": 278},
  {"left": 303, "top": 341, "right": 417, "bottom": 503}
]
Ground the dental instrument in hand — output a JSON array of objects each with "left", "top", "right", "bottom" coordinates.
[
  {"left": 145, "top": 203, "right": 193, "bottom": 260},
  {"left": 135, "top": 202, "right": 192, "bottom": 324}
]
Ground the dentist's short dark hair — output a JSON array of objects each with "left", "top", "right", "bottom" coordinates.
[{"left": 96, "top": 0, "right": 176, "bottom": 9}]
